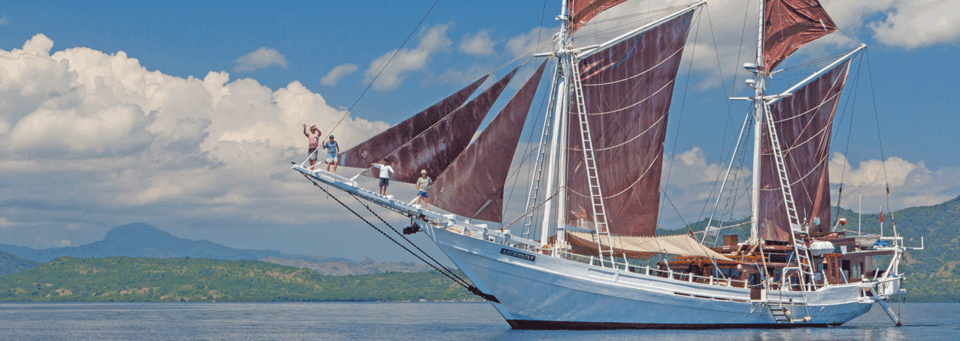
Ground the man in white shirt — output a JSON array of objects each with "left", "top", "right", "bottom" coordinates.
[{"left": 371, "top": 158, "right": 395, "bottom": 196}]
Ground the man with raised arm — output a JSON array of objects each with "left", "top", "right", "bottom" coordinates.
[
  {"left": 371, "top": 158, "right": 395, "bottom": 196},
  {"left": 303, "top": 124, "right": 321, "bottom": 170}
]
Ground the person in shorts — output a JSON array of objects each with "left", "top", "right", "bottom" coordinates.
[
  {"left": 415, "top": 169, "right": 432, "bottom": 209},
  {"left": 303, "top": 124, "right": 321, "bottom": 170},
  {"left": 371, "top": 158, "right": 395, "bottom": 196},
  {"left": 323, "top": 135, "right": 340, "bottom": 173}
]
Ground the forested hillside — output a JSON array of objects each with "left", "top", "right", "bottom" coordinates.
[{"left": 0, "top": 257, "right": 472, "bottom": 302}]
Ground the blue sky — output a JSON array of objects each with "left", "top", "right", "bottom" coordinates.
[{"left": 1, "top": 0, "right": 958, "bottom": 262}]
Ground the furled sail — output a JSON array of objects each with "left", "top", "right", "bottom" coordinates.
[
  {"left": 340, "top": 76, "right": 489, "bottom": 169},
  {"left": 565, "top": 11, "right": 695, "bottom": 237},
  {"left": 429, "top": 62, "right": 547, "bottom": 222},
  {"left": 567, "top": 0, "right": 627, "bottom": 34},
  {"left": 372, "top": 68, "right": 518, "bottom": 184},
  {"left": 758, "top": 60, "right": 851, "bottom": 242},
  {"left": 763, "top": 0, "right": 838, "bottom": 71}
]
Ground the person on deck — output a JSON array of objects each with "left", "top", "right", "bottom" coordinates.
[
  {"left": 415, "top": 169, "right": 432, "bottom": 209},
  {"left": 323, "top": 135, "right": 340, "bottom": 173},
  {"left": 303, "top": 124, "right": 321, "bottom": 170},
  {"left": 371, "top": 158, "right": 395, "bottom": 196}
]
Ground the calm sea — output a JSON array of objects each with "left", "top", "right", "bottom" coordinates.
[{"left": 0, "top": 302, "right": 955, "bottom": 340}]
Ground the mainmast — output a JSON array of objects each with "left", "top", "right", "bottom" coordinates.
[{"left": 748, "top": 0, "right": 765, "bottom": 245}]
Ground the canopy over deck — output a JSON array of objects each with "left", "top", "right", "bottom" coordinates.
[{"left": 566, "top": 231, "right": 733, "bottom": 261}]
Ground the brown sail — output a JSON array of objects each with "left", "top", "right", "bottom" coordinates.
[
  {"left": 764, "top": 0, "right": 837, "bottom": 71},
  {"left": 565, "top": 11, "right": 695, "bottom": 237},
  {"left": 340, "top": 76, "right": 489, "bottom": 169},
  {"left": 567, "top": 0, "right": 627, "bottom": 34},
  {"left": 758, "top": 60, "right": 851, "bottom": 242},
  {"left": 374, "top": 68, "right": 518, "bottom": 184},
  {"left": 429, "top": 62, "right": 547, "bottom": 222}
]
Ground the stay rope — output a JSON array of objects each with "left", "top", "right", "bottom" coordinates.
[{"left": 300, "top": 174, "right": 499, "bottom": 302}]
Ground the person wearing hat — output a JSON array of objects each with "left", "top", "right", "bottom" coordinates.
[
  {"left": 415, "top": 169, "right": 432, "bottom": 209},
  {"left": 323, "top": 135, "right": 340, "bottom": 173},
  {"left": 303, "top": 124, "right": 321, "bottom": 170},
  {"left": 370, "top": 158, "right": 395, "bottom": 196}
]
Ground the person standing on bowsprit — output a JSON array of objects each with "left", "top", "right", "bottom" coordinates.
[
  {"left": 323, "top": 135, "right": 340, "bottom": 173},
  {"left": 303, "top": 124, "right": 321, "bottom": 170}
]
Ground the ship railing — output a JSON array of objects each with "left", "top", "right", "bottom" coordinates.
[
  {"left": 554, "top": 249, "right": 747, "bottom": 288},
  {"left": 292, "top": 165, "right": 549, "bottom": 251}
]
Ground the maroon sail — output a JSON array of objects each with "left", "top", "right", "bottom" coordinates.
[
  {"left": 429, "top": 62, "right": 547, "bottom": 222},
  {"left": 568, "top": 0, "right": 627, "bottom": 34},
  {"left": 565, "top": 11, "right": 694, "bottom": 237},
  {"left": 764, "top": 0, "right": 837, "bottom": 71},
  {"left": 374, "top": 68, "right": 518, "bottom": 184},
  {"left": 340, "top": 76, "right": 489, "bottom": 168},
  {"left": 758, "top": 60, "right": 850, "bottom": 242}
]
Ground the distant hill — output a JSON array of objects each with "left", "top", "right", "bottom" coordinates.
[
  {"left": 0, "top": 223, "right": 289, "bottom": 263},
  {"left": 0, "top": 257, "right": 472, "bottom": 302},
  {"left": 0, "top": 251, "right": 38, "bottom": 276},
  {"left": 0, "top": 223, "right": 428, "bottom": 276}
]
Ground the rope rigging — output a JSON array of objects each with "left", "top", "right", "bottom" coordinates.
[{"left": 299, "top": 173, "right": 499, "bottom": 303}]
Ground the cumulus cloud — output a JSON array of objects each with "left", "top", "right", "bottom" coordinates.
[
  {"left": 506, "top": 26, "right": 554, "bottom": 58},
  {"left": 658, "top": 146, "right": 752, "bottom": 228},
  {"left": 821, "top": 0, "right": 960, "bottom": 49},
  {"left": 320, "top": 63, "right": 358, "bottom": 86},
  {"left": 866, "top": 0, "right": 960, "bottom": 49},
  {"left": 829, "top": 153, "right": 960, "bottom": 211},
  {"left": 656, "top": 149, "right": 960, "bottom": 228},
  {"left": 459, "top": 30, "right": 497, "bottom": 56},
  {"left": 560, "top": 0, "right": 959, "bottom": 94},
  {"left": 0, "top": 34, "right": 390, "bottom": 248},
  {"left": 234, "top": 47, "right": 289, "bottom": 72},
  {"left": 364, "top": 24, "right": 452, "bottom": 91}
]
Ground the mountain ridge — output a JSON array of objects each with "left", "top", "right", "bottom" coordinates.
[{"left": 0, "top": 223, "right": 427, "bottom": 275}]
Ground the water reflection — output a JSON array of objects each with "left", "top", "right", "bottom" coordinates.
[{"left": 0, "top": 302, "right": 954, "bottom": 340}]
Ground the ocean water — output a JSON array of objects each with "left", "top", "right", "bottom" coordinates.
[{"left": 0, "top": 302, "right": 956, "bottom": 340}]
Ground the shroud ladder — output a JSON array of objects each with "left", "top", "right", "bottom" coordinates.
[
  {"left": 761, "top": 102, "right": 815, "bottom": 290},
  {"left": 570, "top": 57, "right": 615, "bottom": 266}
]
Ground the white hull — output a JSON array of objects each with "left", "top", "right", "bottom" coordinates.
[
  {"left": 294, "top": 166, "right": 891, "bottom": 329},
  {"left": 430, "top": 226, "right": 873, "bottom": 329}
]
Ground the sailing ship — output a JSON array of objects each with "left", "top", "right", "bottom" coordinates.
[{"left": 293, "top": 0, "right": 922, "bottom": 329}]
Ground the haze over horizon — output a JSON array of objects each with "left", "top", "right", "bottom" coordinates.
[{"left": 2, "top": 0, "right": 958, "bottom": 262}]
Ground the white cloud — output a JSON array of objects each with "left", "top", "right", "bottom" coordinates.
[
  {"left": 506, "top": 26, "right": 554, "bottom": 58},
  {"left": 867, "top": 0, "right": 960, "bottom": 49},
  {"left": 822, "top": 0, "right": 960, "bottom": 49},
  {"left": 829, "top": 153, "right": 960, "bottom": 211},
  {"left": 0, "top": 17, "right": 7, "bottom": 26},
  {"left": 0, "top": 34, "right": 391, "bottom": 247},
  {"left": 560, "top": 0, "right": 960, "bottom": 94},
  {"left": 657, "top": 149, "right": 960, "bottom": 229},
  {"left": 234, "top": 47, "right": 289, "bottom": 72},
  {"left": 459, "top": 30, "right": 497, "bottom": 56},
  {"left": 320, "top": 63, "right": 358, "bottom": 86},
  {"left": 364, "top": 24, "right": 452, "bottom": 91},
  {"left": 659, "top": 146, "right": 752, "bottom": 228}
]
